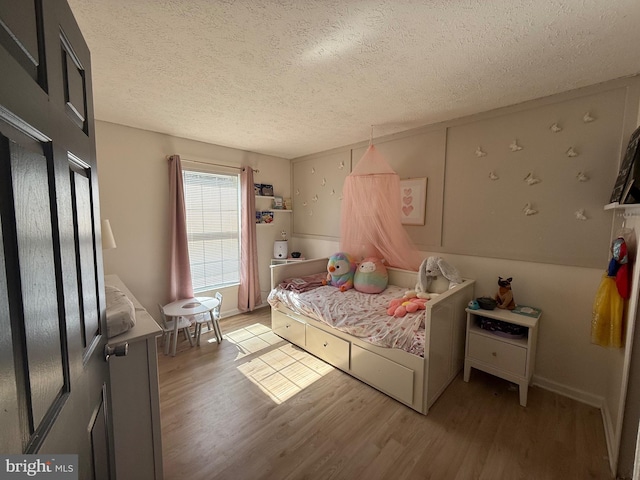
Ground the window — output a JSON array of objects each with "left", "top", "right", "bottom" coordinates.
[{"left": 182, "top": 169, "right": 240, "bottom": 292}]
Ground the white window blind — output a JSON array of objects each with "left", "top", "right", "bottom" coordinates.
[{"left": 182, "top": 169, "right": 240, "bottom": 292}]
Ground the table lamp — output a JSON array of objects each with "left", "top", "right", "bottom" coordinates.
[{"left": 101, "top": 219, "right": 117, "bottom": 250}]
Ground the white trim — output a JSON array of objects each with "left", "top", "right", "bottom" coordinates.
[
  {"left": 181, "top": 157, "right": 241, "bottom": 176},
  {"left": 531, "top": 374, "right": 604, "bottom": 408},
  {"left": 633, "top": 423, "right": 640, "bottom": 480},
  {"left": 532, "top": 374, "right": 616, "bottom": 476},
  {"left": 219, "top": 302, "right": 269, "bottom": 320},
  {"left": 602, "top": 403, "right": 618, "bottom": 476}
]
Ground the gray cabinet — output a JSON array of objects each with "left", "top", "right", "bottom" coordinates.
[{"left": 106, "top": 275, "right": 163, "bottom": 480}]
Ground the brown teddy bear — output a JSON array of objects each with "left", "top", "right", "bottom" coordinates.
[{"left": 495, "top": 276, "right": 516, "bottom": 310}]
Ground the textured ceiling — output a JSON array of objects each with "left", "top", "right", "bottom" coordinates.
[{"left": 67, "top": 0, "right": 640, "bottom": 159}]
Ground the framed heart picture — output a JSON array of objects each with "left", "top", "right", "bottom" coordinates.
[{"left": 400, "top": 177, "right": 427, "bottom": 225}]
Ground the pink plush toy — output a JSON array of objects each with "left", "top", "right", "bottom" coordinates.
[
  {"left": 387, "top": 296, "right": 428, "bottom": 317},
  {"left": 354, "top": 257, "right": 388, "bottom": 294}
]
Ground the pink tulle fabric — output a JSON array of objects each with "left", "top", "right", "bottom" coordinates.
[{"left": 340, "top": 145, "right": 422, "bottom": 271}]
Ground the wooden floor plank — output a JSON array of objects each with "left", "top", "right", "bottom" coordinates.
[{"left": 157, "top": 308, "right": 613, "bottom": 480}]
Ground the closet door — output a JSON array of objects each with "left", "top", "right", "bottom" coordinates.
[{"left": 0, "top": 1, "right": 113, "bottom": 477}]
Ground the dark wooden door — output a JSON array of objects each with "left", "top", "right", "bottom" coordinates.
[{"left": 0, "top": 1, "right": 113, "bottom": 478}]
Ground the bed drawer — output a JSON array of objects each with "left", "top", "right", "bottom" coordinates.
[
  {"left": 467, "top": 332, "right": 526, "bottom": 377},
  {"left": 306, "top": 324, "right": 350, "bottom": 371},
  {"left": 351, "top": 344, "right": 414, "bottom": 405},
  {"left": 272, "top": 310, "right": 306, "bottom": 346}
]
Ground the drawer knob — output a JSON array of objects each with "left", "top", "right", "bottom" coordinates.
[
  {"left": 492, "top": 352, "right": 497, "bottom": 357},
  {"left": 285, "top": 324, "right": 290, "bottom": 328},
  {"left": 323, "top": 342, "right": 328, "bottom": 347}
]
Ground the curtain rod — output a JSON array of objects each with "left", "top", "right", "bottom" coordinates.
[{"left": 165, "top": 155, "right": 259, "bottom": 173}]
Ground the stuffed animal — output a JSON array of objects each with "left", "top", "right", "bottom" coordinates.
[
  {"left": 415, "top": 256, "right": 462, "bottom": 294},
  {"left": 323, "top": 252, "right": 357, "bottom": 292},
  {"left": 354, "top": 257, "right": 388, "bottom": 294},
  {"left": 403, "top": 289, "right": 437, "bottom": 300},
  {"left": 387, "top": 295, "right": 428, "bottom": 317},
  {"left": 495, "top": 276, "right": 516, "bottom": 310}
]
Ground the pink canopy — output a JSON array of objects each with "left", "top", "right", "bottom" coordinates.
[{"left": 340, "top": 145, "right": 422, "bottom": 271}]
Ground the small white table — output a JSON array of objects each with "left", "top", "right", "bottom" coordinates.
[
  {"left": 163, "top": 297, "right": 221, "bottom": 354},
  {"left": 464, "top": 306, "right": 541, "bottom": 406}
]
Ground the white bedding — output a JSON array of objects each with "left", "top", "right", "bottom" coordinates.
[
  {"left": 268, "top": 283, "right": 427, "bottom": 356},
  {"left": 105, "top": 285, "right": 136, "bottom": 338}
]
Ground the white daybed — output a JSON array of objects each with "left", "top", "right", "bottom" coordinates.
[{"left": 269, "top": 258, "right": 475, "bottom": 415}]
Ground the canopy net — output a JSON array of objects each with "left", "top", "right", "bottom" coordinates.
[{"left": 340, "top": 145, "right": 422, "bottom": 271}]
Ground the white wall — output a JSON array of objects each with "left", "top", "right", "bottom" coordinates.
[{"left": 96, "top": 121, "right": 291, "bottom": 321}]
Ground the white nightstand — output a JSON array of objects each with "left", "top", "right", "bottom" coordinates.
[{"left": 464, "top": 306, "right": 541, "bottom": 406}]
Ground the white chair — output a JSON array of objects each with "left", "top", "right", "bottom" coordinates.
[
  {"left": 157, "top": 304, "right": 195, "bottom": 356},
  {"left": 193, "top": 292, "right": 223, "bottom": 345}
]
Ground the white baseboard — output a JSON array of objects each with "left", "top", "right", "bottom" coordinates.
[
  {"left": 532, "top": 374, "right": 604, "bottom": 408},
  {"left": 532, "top": 374, "right": 617, "bottom": 476},
  {"left": 220, "top": 301, "right": 269, "bottom": 320},
  {"left": 601, "top": 403, "right": 617, "bottom": 476}
]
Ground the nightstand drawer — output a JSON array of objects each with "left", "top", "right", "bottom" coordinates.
[
  {"left": 468, "top": 332, "right": 526, "bottom": 377},
  {"left": 306, "top": 324, "right": 350, "bottom": 371}
]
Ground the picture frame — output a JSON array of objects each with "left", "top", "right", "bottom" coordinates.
[
  {"left": 255, "top": 211, "right": 274, "bottom": 223},
  {"left": 400, "top": 177, "right": 427, "bottom": 225},
  {"left": 261, "top": 211, "right": 274, "bottom": 223},
  {"left": 272, "top": 196, "right": 283, "bottom": 209},
  {"left": 610, "top": 125, "right": 640, "bottom": 204},
  {"left": 260, "top": 184, "right": 274, "bottom": 196}
]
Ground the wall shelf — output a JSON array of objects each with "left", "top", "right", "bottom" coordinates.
[
  {"left": 604, "top": 203, "right": 640, "bottom": 216},
  {"left": 256, "top": 194, "right": 292, "bottom": 213},
  {"left": 605, "top": 202, "right": 640, "bottom": 211}
]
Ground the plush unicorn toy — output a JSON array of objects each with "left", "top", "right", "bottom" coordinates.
[{"left": 323, "top": 252, "right": 357, "bottom": 292}]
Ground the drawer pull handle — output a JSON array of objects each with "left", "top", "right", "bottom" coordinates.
[
  {"left": 492, "top": 352, "right": 497, "bottom": 357},
  {"left": 323, "top": 342, "right": 328, "bottom": 347}
]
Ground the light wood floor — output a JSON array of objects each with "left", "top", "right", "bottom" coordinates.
[{"left": 157, "top": 308, "right": 613, "bottom": 480}]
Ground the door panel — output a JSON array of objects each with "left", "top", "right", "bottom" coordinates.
[
  {"left": 0, "top": 0, "right": 113, "bottom": 477},
  {"left": 10, "top": 136, "right": 65, "bottom": 431},
  {"left": 45, "top": 2, "right": 92, "bottom": 139},
  {"left": 90, "top": 389, "right": 110, "bottom": 480},
  {"left": 0, "top": 214, "right": 22, "bottom": 454},
  {"left": 0, "top": 0, "right": 44, "bottom": 85},
  {"left": 69, "top": 158, "right": 99, "bottom": 350},
  {"left": 60, "top": 31, "right": 87, "bottom": 131}
]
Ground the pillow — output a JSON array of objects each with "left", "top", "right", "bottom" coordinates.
[
  {"left": 105, "top": 285, "right": 136, "bottom": 338},
  {"left": 353, "top": 257, "right": 388, "bottom": 294}
]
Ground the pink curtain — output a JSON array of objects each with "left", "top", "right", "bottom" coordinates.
[
  {"left": 238, "top": 167, "right": 262, "bottom": 311},
  {"left": 168, "top": 155, "right": 194, "bottom": 301}
]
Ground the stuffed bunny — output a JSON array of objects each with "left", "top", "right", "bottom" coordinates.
[{"left": 415, "top": 256, "right": 462, "bottom": 294}]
